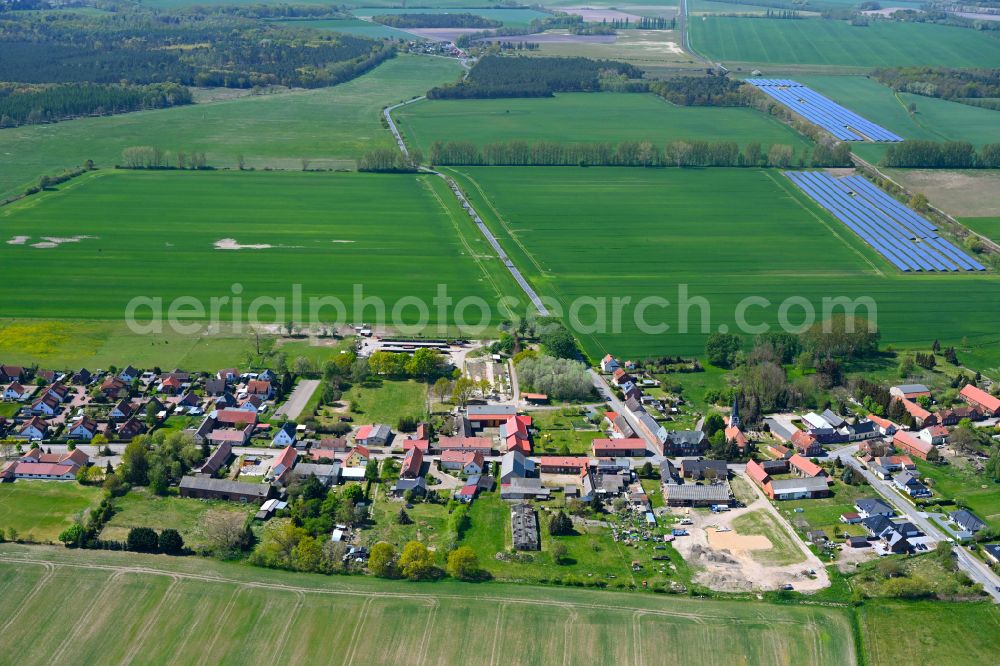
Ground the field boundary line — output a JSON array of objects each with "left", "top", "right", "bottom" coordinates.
[
  {"left": 48, "top": 569, "right": 125, "bottom": 664},
  {"left": 764, "top": 169, "right": 885, "bottom": 276},
  {"left": 340, "top": 595, "right": 375, "bottom": 666},
  {"left": 632, "top": 610, "right": 646, "bottom": 666},
  {"left": 196, "top": 586, "right": 243, "bottom": 666},
  {"left": 562, "top": 609, "right": 579, "bottom": 666},
  {"left": 0, "top": 554, "right": 842, "bottom": 625},
  {"left": 415, "top": 598, "right": 439, "bottom": 666},
  {"left": 268, "top": 591, "right": 305, "bottom": 664}
]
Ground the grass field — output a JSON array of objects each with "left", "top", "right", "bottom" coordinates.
[
  {"left": 528, "top": 408, "right": 603, "bottom": 454},
  {"left": 446, "top": 167, "right": 1000, "bottom": 364},
  {"left": 730, "top": 508, "right": 806, "bottom": 566},
  {"left": 690, "top": 17, "right": 1000, "bottom": 68},
  {"left": 914, "top": 458, "right": 1000, "bottom": 530},
  {"left": 0, "top": 170, "right": 519, "bottom": 331},
  {"left": 0, "top": 482, "right": 104, "bottom": 543},
  {"left": 394, "top": 92, "right": 811, "bottom": 156},
  {"left": 100, "top": 489, "right": 256, "bottom": 551},
  {"left": 343, "top": 379, "right": 428, "bottom": 426},
  {"left": 274, "top": 18, "right": 421, "bottom": 40},
  {"left": 963, "top": 217, "right": 1000, "bottom": 244},
  {"left": 774, "top": 477, "right": 871, "bottom": 540},
  {"left": 0, "top": 543, "right": 858, "bottom": 665},
  {"left": 791, "top": 76, "right": 1000, "bottom": 163},
  {"left": 860, "top": 601, "right": 1000, "bottom": 666},
  {"left": 517, "top": 29, "right": 700, "bottom": 71},
  {"left": 0, "top": 55, "right": 461, "bottom": 201},
  {"left": 879, "top": 170, "right": 1000, "bottom": 220}
]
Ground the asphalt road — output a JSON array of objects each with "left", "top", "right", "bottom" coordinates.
[
  {"left": 274, "top": 379, "right": 320, "bottom": 420},
  {"left": 586, "top": 370, "right": 661, "bottom": 457}
]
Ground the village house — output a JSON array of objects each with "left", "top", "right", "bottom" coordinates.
[
  {"left": 354, "top": 424, "right": 391, "bottom": 447},
  {"left": 341, "top": 445, "right": 371, "bottom": 469},
  {"left": 440, "top": 450, "right": 484, "bottom": 475},
  {"left": 680, "top": 459, "right": 728, "bottom": 481},
  {"left": 15, "top": 416, "right": 48, "bottom": 441},
  {"left": 788, "top": 454, "right": 828, "bottom": 480},
  {"left": 959, "top": 384, "right": 1000, "bottom": 417},
  {"left": 245, "top": 379, "right": 273, "bottom": 399},
  {"left": 179, "top": 476, "right": 271, "bottom": 504},
  {"left": 217, "top": 368, "right": 240, "bottom": 383},
  {"left": 118, "top": 366, "right": 139, "bottom": 383},
  {"left": 29, "top": 393, "right": 61, "bottom": 417},
  {"left": 67, "top": 415, "right": 99, "bottom": 441},
  {"left": 949, "top": 509, "right": 985, "bottom": 535},
  {"left": 269, "top": 446, "right": 298, "bottom": 486},
  {"left": 500, "top": 450, "right": 534, "bottom": 483},
  {"left": 660, "top": 430, "right": 708, "bottom": 456},
  {"left": 919, "top": 425, "right": 949, "bottom": 446},
  {"left": 790, "top": 430, "right": 823, "bottom": 457},
  {"left": 272, "top": 422, "right": 297, "bottom": 448},
  {"left": 290, "top": 463, "right": 340, "bottom": 487},
  {"left": 465, "top": 404, "right": 517, "bottom": 429},
  {"left": 592, "top": 438, "right": 647, "bottom": 458},
  {"left": 897, "top": 397, "right": 936, "bottom": 427},
  {"left": 890, "top": 384, "right": 931, "bottom": 400},
  {"left": 71, "top": 369, "right": 93, "bottom": 385},
  {"left": 109, "top": 399, "right": 136, "bottom": 421},
  {"left": 238, "top": 395, "right": 265, "bottom": 413},
  {"left": 101, "top": 377, "right": 128, "bottom": 400},
  {"left": 855, "top": 498, "right": 895, "bottom": 519},
  {"left": 501, "top": 414, "right": 532, "bottom": 455},
  {"left": 436, "top": 436, "right": 493, "bottom": 455},
  {"left": 893, "top": 430, "right": 935, "bottom": 460},
  {"left": 600, "top": 354, "right": 620, "bottom": 373},
  {"left": 400, "top": 447, "right": 423, "bottom": 479},
  {"left": 198, "top": 441, "right": 233, "bottom": 476},
  {"left": 158, "top": 374, "right": 184, "bottom": 395},
  {"left": 936, "top": 405, "right": 982, "bottom": 426},
  {"left": 867, "top": 414, "right": 898, "bottom": 437},
  {"left": 3, "top": 382, "right": 32, "bottom": 401},
  {"left": 0, "top": 365, "right": 26, "bottom": 383},
  {"left": 402, "top": 438, "right": 430, "bottom": 454},
  {"left": 204, "top": 378, "right": 227, "bottom": 396},
  {"left": 392, "top": 477, "right": 427, "bottom": 498},
  {"left": 538, "top": 456, "right": 588, "bottom": 475},
  {"left": 2, "top": 448, "right": 89, "bottom": 481},
  {"left": 604, "top": 411, "right": 635, "bottom": 439},
  {"left": 116, "top": 417, "right": 147, "bottom": 441},
  {"left": 893, "top": 471, "right": 931, "bottom": 498}
]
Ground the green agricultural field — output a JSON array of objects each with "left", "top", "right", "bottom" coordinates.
[
  {"left": 963, "top": 217, "right": 1000, "bottom": 245},
  {"left": 690, "top": 17, "right": 1000, "bottom": 68},
  {"left": 0, "top": 55, "right": 461, "bottom": 202},
  {"left": 0, "top": 543, "right": 858, "bottom": 665},
  {"left": 914, "top": 458, "right": 1000, "bottom": 530},
  {"left": 730, "top": 508, "right": 806, "bottom": 566},
  {"left": 394, "top": 92, "right": 811, "bottom": 156},
  {"left": 343, "top": 379, "right": 429, "bottom": 426},
  {"left": 351, "top": 7, "right": 550, "bottom": 27},
  {"left": 100, "top": 489, "right": 256, "bottom": 551},
  {"left": 790, "top": 76, "right": 1000, "bottom": 163},
  {"left": 0, "top": 170, "right": 520, "bottom": 335},
  {"left": 273, "top": 18, "right": 421, "bottom": 40},
  {"left": 447, "top": 166, "right": 1000, "bottom": 364},
  {"left": 0, "top": 482, "right": 104, "bottom": 543},
  {"left": 860, "top": 601, "right": 1000, "bottom": 666}
]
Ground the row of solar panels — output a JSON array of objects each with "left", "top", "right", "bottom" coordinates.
[
  {"left": 785, "top": 171, "right": 985, "bottom": 272},
  {"left": 746, "top": 79, "right": 903, "bottom": 143}
]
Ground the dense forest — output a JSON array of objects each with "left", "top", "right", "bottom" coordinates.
[
  {"left": 427, "top": 139, "right": 851, "bottom": 168},
  {"left": 648, "top": 75, "right": 749, "bottom": 106},
  {"left": 881, "top": 140, "right": 1000, "bottom": 168},
  {"left": 372, "top": 13, "right": 501, "bottom": 29},
  {"left": 454, "top": 13, "right": 585, "bottom": 47},
  {"left": 0, "top": 82, "right": 191, "bottom": 127},
  {"left": 426, "top": 56, "right": 643, "bottom": 99},
  {"left": 0, "top": 9, "right": 393, "bottom": 89},
  {"left": 871, "top": 67, "right": 1000, "bottom": 102}
]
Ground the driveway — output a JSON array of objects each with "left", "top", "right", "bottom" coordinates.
[{"left": 275, "top": 380, "right": 320, "bottom": 420}]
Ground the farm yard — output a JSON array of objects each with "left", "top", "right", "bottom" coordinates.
[
  {"left": 690, "top": 17, "right": 1000, "bottom": 68},
  {"left": 0, "top": 170, "right": 518, "bottom": 330},
  {"left": 0, "top": 55, "right": 462, "bottom": 202},
  {"left": 394, "top": 92, "right": 811, "bottom": 156},
  {"left": 447, "top": 166, "right": 1000, "bottom": 363},
  {"left": 0, "top": 544, "right": 861, "bottom": 666}
]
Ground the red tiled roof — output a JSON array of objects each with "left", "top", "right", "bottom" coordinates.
[
  {"left": 440, "top": 449, "right": 478, "bottom": 464},
  {"left": 539, "top": 456, "right": 588, "bottom": 470},
  {"left": 867, "top": 414, "right": 897, "bottom": 429},
  {"left": 745, "top": 459, "right": 770, "bottom": 485},
  {"left": 215, "top": 409, "right": 256, "bottom": 425},
  {"left": 592, "top": 438, "right": 646, "bottom": 452},
  {"left": 355, "top": 425, "right": 373, "bottom": 440},
  {"left": 789, "top": 454, "right": 824, "bottom": 477},
  {"left": 894, "top": 430, "right": 933, "bottom": 455},
  {"left": 15, "top": 462, "right": 75, "bottom": 476},
  {"left": 960, "top": 384, "right": 1000, "bottom": 413},
  {"left": 899, "top": 398, "right": 931, "bottom": 421},
  {"left": 246, "top": 380, "right": 271, "bottom": 394},
  {"left": 403, "top": 439, "right": 430, "bottom": 453},
  {"left": 401, "top": 447, "right": 423, "bottom": 475},
  {"left": 209, "top": 429, "right": 247, "bottom": 442},
  {"left": 437, "top": 437, "right": 493, "bottom": 451}
]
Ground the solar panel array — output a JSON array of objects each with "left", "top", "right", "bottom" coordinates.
[
  {"left": 746, "top": 79, "right": 902, "bottom": 142},
  {"left": 785, "top": 171, "right": 985, "bottom": 273}
]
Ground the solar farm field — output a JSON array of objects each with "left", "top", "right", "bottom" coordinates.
[
  {"left": 0, "top": 544, "right": 859, "bottom": 666},
  {"left": 0, "top": 170, "right": 518, "bottom": 328},
  {"left": 0, "top": 55, "right": 462, "bottom": 202},
  {"left": 447, "top": 167, "right": 1000, "bottom": 363},
  {"left": 793, "top": 76, "right": 1000, "bottom": 163},
  {"left": 393, "top": 92, "right": 811, "bottom": 155},
  {"left": 690, "top": 17, "right": 1000, "bottom": 68}
]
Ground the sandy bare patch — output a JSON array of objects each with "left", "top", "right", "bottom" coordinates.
[
  {"left": 28, "top": 235, "right": 95, "bottom": 249},
  {"left": 706, "top": 528, "right": 772, "bottom": 552},
  {"left": 6, "top": 236, "right": 29, "bottom": 245},
  {"left": 885, "top": 169, "right": 1000, "bottom": 218},
  {"left": 214, "top": 238, "right": 274, "bottom": 251},
  {"left": 330, "top": 240, "right": 355, "bottom": 243}
]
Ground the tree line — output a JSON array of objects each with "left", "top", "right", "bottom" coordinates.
[
  {"left": 427, "top": 138, "right": 851, "bottom": 168},
  {"left": 648, "top": 74, "right": 749, "bottom": 106},
  {"left": 871, "top": 67, "right": 1000, "bottom": 102},
  {"left": 357, "top": 148, "right": 423, "bottom": 173},
  {"left": 604, "top": 16, "right": 674, "bottom": 30},
  {"left": 426, "top": 55, "right": 643, "bottom": 99},
  {"left": 881, "top": 140, "right": 1000, "bottom": 168},
  {"left": 0, "top": 82, "right": 191, "bottom": 128},
  {"left": 373, "top": 13, "right": 501, "bottom": 29},
  {"left": 120, "top": 146, "right": 211, "bottom": 170}
]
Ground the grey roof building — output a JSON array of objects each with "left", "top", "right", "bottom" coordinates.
[
  {"left": 179, "top": 476, "right": 271, "bottom": 504},
  {"left": 291, "top": 462, "right": 340, "bottom": 487},
  {"left": 500, "top": 450, "right": 534, "bottom": 483},
  {"left": 662, "top": 482, "right": 731, "bottom": 507},
  {"left": 511, "top": 504, "right": 539, "bottom": 551},
  {"left": 950, "top": 509, "right": 986, "bottom": 533}
]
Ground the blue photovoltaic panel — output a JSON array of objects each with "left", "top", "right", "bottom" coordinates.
[
  {"left": 746, "top": 79, "right": 902, "bottom": 142},
  {"left": 784, "top": 171, "right": 985, "bottom": 273}
]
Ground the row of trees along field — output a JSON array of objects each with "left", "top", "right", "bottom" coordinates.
[
  {"left": 881, "top": 140, "right": 1000, "bottom": 168},
  {"left": 872, "top": 67, "right": 1000, "bottom": 102},
  {"left": 648, "top": 74, "right": 751, "bottom": 106},
  {"left": 428, "top": 138, "right": 851, "bottom": 168},
  {"left": 373, "top": 13, "right": 501, "bottom": 29},
  {"left": 0, "top": 8, "right": 394, "bottom": 89},
  {"left": 0, "top": 82, "right": 191, "bottom": 127},
  {"left": 426, "top": 56, "right": 642, "bottom": 99}
]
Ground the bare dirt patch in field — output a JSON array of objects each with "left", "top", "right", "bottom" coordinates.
[
  {"left": 556, "top": 6, "right": 644, "bottom": 22},
  {"left": 6, "top": 236, "right": 29, "bottom": 245},
  {"left": 28, "top": 235, "right": 96, "bottom": 249},
  {"left": 885, "top": 169, "right": 1000, "bottom": 218},
  {"left": 707, "top": 529, "right": 772, "bottom": 552}
]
